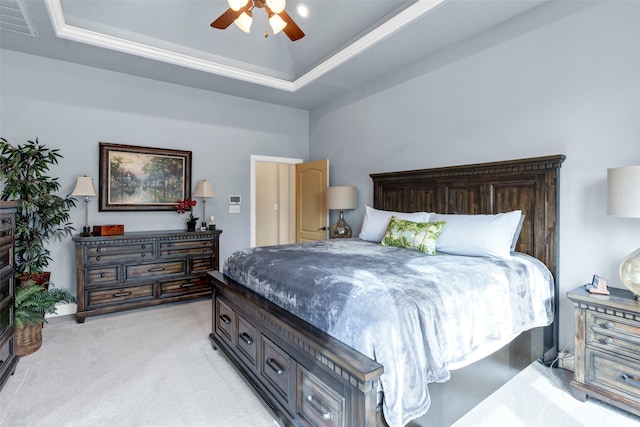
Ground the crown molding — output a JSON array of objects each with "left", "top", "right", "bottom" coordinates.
[{"left": 45, "top": 0, "right": 445, "bottom": 92}]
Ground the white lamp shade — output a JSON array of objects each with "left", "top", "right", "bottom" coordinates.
[
  {"left": 266, "top": 0, "right": 286, "bottom": 14},
  {"left": 71, "top": 176, "right": 97, "bottom": 197},
  {"left": 608, "top": 166, "right": 640, "bottom": 218},
  {"left": 326, "top": 186, "right": 357, "bottom": 210},
  {"left": 193, "top": 180, "right": 215, "bottom": 198},
  {"left": 228, "top": 0, "right": 249, "bottom": 11},
  {"left": 234, "top": 12, "right": 252, "bottom": 33},
  {"left": 269, "top": 13, "right": 287, "bottom": 35}
]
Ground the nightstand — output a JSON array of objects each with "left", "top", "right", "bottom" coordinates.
[{"left": 567, "top": 285, "right": 640, "bottom": 416}]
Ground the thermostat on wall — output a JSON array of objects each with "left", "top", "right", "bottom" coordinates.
[{"left": 229, "top": 195, "right": 241, "bottom": 205}]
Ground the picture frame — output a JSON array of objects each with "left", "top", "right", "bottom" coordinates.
[{"left": 99, "top": 142, "right": 192, "bottom": 211}]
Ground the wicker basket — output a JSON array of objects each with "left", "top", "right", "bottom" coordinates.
[{"left": 14, "top": 323, "right": 43, "bottom": 357}]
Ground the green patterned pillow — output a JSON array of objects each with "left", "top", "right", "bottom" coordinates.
[{"left": 381, "top": 216, "right": 446, "bottom": 254}]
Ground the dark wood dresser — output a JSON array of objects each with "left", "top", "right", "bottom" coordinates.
[
  {"left": 0, "top": 201, "right": 20, "bottom": 391},
  {"left": 568, "top": 285, "right": 640, "bottom": 416},
  {"left": 73, "top": 229, "right": 221, "bottom": 323}
]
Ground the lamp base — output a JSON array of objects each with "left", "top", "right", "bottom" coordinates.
[
  {"left": 80, "top": 226, "right": 92, "bottom": 237},
  {"left": 620, "top": 246, "right": 640, "bottom": 300},
  {"left": 330, "top": 211, "right": 352, "bottom": 239}
]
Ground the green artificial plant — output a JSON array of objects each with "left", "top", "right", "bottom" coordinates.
[
  {"left": 14, "top": 279, "right": 76, "bottom": 329},
  {"left": 0, "top": 138, "right": 77, "bottom": 275}
]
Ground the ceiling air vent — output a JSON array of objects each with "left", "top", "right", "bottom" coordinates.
[{"left": 0, "top": 0, "right": 37, "bottom": 37}]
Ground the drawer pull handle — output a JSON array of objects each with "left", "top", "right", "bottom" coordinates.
[
  {"left": 604, "top": 321, "right": 614, "bottom": 329},
  {"left": 265, "top": 358, "right": 284, "bottom": 375},
  {"left": 96, "top": 248, "right": 102, "bottom": 252},
  {"left": 3, "top": 230, "right": 12, "bottom": 237},
  {"left": 219, "top": 314, "right": 231, "bottom": 325},
  {"left": 148, "top": 267, "right": 164, "bottom": 272},
  {"left": 239, "top": 332, "right": 253, "bottom": 345},
  {"left": 202, "top": 248, "right": 208, "bottom": 252},
  {"left": 167, "top": 250, "right": 172, "bottom": 255},
  {"left": 96, "top": 256, "right": 101, "bottom": 261},
  {"left": 180, "top": 282, "right": 195, "bottom": 288},
  {"left": 167, "top": 243, "right": 172, "bottom": 247},
  {"left": 141, "top": 245, "right": 146, "bottom": 249},
  {"left": 141, "top": 253, "right": 146, "bottom": 257},
  {"left": 621, "top": 373, "right": 640, "bottom": 388},
  {"left": 603, "top": 337, "right": 614, "bottom": 345},
  {"left": 113, "top": 292, "right": 132, "bottom": 298},
  {"left": 306, "top": 394, "right": 332, "bottom": 420},
  {"left": 1, "top": 218, "right": 10, "bottom": 224},
  {"left": 100, "top": 273, "right": 106, "bottom": 278}
]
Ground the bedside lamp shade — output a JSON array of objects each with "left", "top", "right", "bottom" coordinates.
[
  {"left": 326, "top": 186, "right": 357, "bottom": 210},
  {"left": 608, "top": 166, "right": 640, "bottom": 299},
  {"left": 71, "top": 176, "right": 97, "bottom": 237},
  {"left": 326, "top": 186, "right": 358, "bottom": 238}
]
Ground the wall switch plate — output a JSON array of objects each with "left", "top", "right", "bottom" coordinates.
[{"left": 229, "top": 205, "right": 240, "bottom": 214}]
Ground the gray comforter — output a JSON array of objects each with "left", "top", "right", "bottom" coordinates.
[{"left": 223, "top": 239, "right": 554, "bottom": 427}]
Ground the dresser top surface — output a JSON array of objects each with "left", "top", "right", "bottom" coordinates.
[
  {"left": 73, "top": 229, "right": 222, "bottom": 243},
  {"left": 568, "top": 285, "right": 640, "bottom": 312}
]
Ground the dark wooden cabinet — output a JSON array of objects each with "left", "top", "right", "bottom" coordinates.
[
  {"left": 0, "top": 201, "right": 20, "bottom": 391},
  {"left": 73, "top": 229, "right": 221, "bottom": 323},
  {"left": 568, "top": 286, "right": 640, "bottom": 416}
]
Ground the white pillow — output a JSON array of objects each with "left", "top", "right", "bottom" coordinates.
[
  {"left": 359, "top": 206, "right": 432, "bottom": 242},
  {"left": 431, "top": 210, "right": 523, "bottom": 259}
]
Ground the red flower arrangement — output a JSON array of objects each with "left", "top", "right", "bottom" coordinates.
[{"left": 175, "top": 198, "right": 198, "bottom": 222}]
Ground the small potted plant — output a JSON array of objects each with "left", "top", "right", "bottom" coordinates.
[
  {"left": 175, "top": 198, "right": 198, "bottom": 231},
  {"left": 13, "top": 279, "right": 76, "bottom": 356},
  {"left": 0, "top": 138, "right": 77, "bottom": 284}
]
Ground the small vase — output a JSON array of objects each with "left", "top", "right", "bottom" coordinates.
[{"left": 187, "top": 221, "right": 197, "bottom": 232}]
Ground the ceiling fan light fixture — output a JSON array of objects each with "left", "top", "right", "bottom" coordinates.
[
  {"left": 234, "top": 11, "right": 253, "bottom": 33},
  {"left": 266, "top": 0, "right": 286, "bottom": 14},
  {"left": 227, "top": 0, "right": 250, "bottom": 12},
  {"left": 268, "top": 13, "right": 287, "bottom": 35}
]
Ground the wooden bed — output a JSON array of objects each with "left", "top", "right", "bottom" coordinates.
[{"left": 208, "top": 154, "right": 565, "bottom": 427}]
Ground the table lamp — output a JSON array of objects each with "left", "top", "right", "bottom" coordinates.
[
  {"left": 71, "top": 175, "right": 97, "bottom": 237},
  {"left": 193, "top": 179, "right": 215, "bottom": 229},
  {"left": 326, "top": 186, "right": 357, "bottom": 238},
  {"left": 608, "top": 165, "right": 640, "bottom": 300}
]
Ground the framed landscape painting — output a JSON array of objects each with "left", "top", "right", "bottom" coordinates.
[{"left": 99, "top": 142, "right": 192, "bottom": 211}]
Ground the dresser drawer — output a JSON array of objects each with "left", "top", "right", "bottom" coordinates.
[
  {"left": 586, "top": 348, "right": 640, "bottom": 403},
  {"left": 237, "top": 315, "right": 258, "bottom": 369},
  {"left": 0, "top": 335, "right": 11, "bottom": 370},
  {"left": 125, "top": 261, "right": 184, "bottom": 280},
  {"left": 159, "top": 239, "right": 213, "bottom": 257},
  {"left": 86, "top": 284, "right": 154, "bottom": 308},
  {"left": 261, "top": 336, "right": 293, "bottom": 403},
  {"left": 0, "top": 302, "right": 12, "bottom": 337},
  {"left": 0, "top": 242, "right": 12, "bottom": 273},
  {"left": 86, "top": 267, "right": 119, "bottom": 285},
  {"left": 0, "top": 214, "right": 14, "bottom": 247},
  {"left": 87, "top": 248, "right": 154, "bottom": 265},
  {"left": 587, "top": 310, "right": 640, "bottom": 357},
  {"left": 0, "top": 276, "right": 10, "bottom": 303},
  {"left": 190, "top": 257, "right": 213, "bottom": 273},
  {"left": 299, "top": 367, "right": 346, "bottom": 427},
  {"left": 159, "top": 276, "right": 211, "bottom": 298},
  {"left": 215, "top": 297, "right": 235, "bottom": 346}
]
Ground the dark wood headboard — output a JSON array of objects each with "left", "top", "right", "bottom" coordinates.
[{"left": 370, "top": 155, "right": 566, "bottom": 360}]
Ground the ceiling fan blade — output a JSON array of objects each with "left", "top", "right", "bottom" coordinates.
[
  {"left": 211, "top": 8, "right": 242, "bottom": 30},
  {"left": 279, "top": 10, "right": 305, "bottom": 41}
]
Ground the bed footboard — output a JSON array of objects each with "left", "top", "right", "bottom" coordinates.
[{"left": 209, "top": 271, "right": 383, "bottom": 427}]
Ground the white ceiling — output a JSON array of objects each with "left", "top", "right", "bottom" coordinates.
[{"left": 1, "top": 0, "right": 553, "bottom": 110}]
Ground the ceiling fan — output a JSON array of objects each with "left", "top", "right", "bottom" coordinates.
[{"left": 211, "top": 0, "right": 305, "bottom": 41}]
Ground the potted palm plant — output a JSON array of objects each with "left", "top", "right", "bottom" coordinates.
[
  {"left": 14, "top": 278, "right": 76, "bottom": 356},
  {"left": 0, "top": 138, "right": 77, "bottom": 283}
]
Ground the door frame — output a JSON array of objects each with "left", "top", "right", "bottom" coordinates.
[{"left": 250, "top": 155, "right": 303, "bottom": 247}]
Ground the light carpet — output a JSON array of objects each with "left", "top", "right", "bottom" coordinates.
[{"left": 2, "top": 299, "right": 637, "bottom": 426}]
